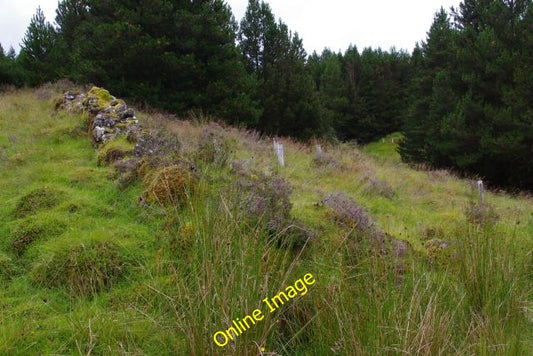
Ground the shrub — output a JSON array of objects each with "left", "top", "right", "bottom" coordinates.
[
  {"left": 465, "top": 201, "right": 499, "bottom": 226},
  {"left": 142, "top": 165, "right": 194, "bottom": 206},
  {"left": 230, "top": 160, "right": 250, "bottom": 174},
  {"left": 96, "top": 137, "right": 134, "bottom": 166},
  {"left": 425, "top": 238, "right": 453, "bottom": 266},
  {"left": 323, "top": 192, "right": 375, "bottom": 233},
  {"left": 195, "top": 125, "right": 230, "bottom": 167},
  {"left": 31, "top": 240, "right": 125, "bottom": 296},
  {"left": 114, "top": 158, "right": 139, "bottom": 189},
  {"left": 323, "top": 192, "right": 390, "bottom": 253},
  {"left": 420, "top": 225, "right": 445, "bottom": 242},
  {"left": 13, "top": 187, "right": 63, "bottom": 218},
  {"left": 51, "top": 95, "right": 65, "bottom": 111},
  {"left": 364, "top": 178, "right": 395, "bottom": 199},
  {"left": 277, "top": 299, "right": 315, "bottom": 348},
  {"left": 312, "top": 151, "right": 343, "bottom": 170},
  {"left": 236, "top": 171, "right": 292, "bottom": 232},
  {"left": 229, "top": 168, "right": 315, "bottom": 251},
  {"left": 133, "top": 129, "right": 181, "bottom": 166},
  {"left": 279, "top": 218, "right": 315, "bottom": 250}
]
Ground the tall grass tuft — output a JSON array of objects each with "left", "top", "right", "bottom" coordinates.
[{"left": 153, "top": 179, "right": 315, "bottom": 354}]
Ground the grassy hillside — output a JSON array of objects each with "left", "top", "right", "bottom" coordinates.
[{"left": 0, "top": 85, "right": 532, "bottom": 355}]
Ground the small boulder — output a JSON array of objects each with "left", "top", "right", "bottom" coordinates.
[
  {"left": 64, "top": 92, "right": 77, "bottom": 101},
  {"left": 119, "top": 108, "right": 135, "bottom": 120},
  {"left": 93, "top": 126, "right": 105, "bottom": 142}
]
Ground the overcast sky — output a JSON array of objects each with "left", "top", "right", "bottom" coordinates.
[{"left": 1, "top": 0, "right": 461, "bottom": 55}]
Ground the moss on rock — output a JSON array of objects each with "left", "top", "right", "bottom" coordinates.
[
  {"left": 97, "top": 137, "right": 134, "bottom": 166},
  {"left": 86, "top": 87, "right": 113, "bottom": 110}
]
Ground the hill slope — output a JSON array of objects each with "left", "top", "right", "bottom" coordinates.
[{"left": 0, "top": 85, "right": 532, "bottom": 355}]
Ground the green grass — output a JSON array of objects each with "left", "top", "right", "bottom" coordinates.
[
  {"left": 362, "top": 131, "right": 403, "bottom": 161},
  {"left": 0, "top": 87, "right": 532, "bottom": 354},
  {"left": 0, "top": 89, "right": 172, "bottom": 354}
]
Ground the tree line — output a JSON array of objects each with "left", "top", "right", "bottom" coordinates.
[
  {"left": 399, "top": 0, "right": 533, "bottom": 190},
  {"left": 1, "top": 0, "right": 532, "bottom": 190}
]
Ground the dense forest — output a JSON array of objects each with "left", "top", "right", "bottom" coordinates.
[{"left": 1, "top": 0, "right": 532, "bottom": 190}]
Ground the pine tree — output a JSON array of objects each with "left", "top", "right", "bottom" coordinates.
[
  {"left": 6, "top": 47, "right": 16, "bottom": 60},
  {"left": 53, "top": 0, "right": 259, "bottom": 125},
  {"left": 195, "top": 0, "right": 261, "bottom": 125},
  {"left": 399, "top": 8, "right": 458, "bottom": 164},
  {"left": 20, "top": 7, "right": 57, "bottom": 85},
  {"left": 239, "top": 0, "right": 326, "bottom": 139},
  {"left": 261, "top": 23, "right": 323, "bottom": 138},
  {"left": 238, "top": 0, "right": 276, "bottom": 75},
  {"left": 401, "top": 1, "right": 533, "bottom": 190},
  {"left": 317, "top": 50, "right": 350, "bottom": 138},
  {"left": 0, "top": 46, "right": 26, "bottom": 86},
  {"left": 53, "top": 0, "right": 90, "bottom": 81},
  {"left": 0, "top": 43, "right": 10, "bottom": 85}
]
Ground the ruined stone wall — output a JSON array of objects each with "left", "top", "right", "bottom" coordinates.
[{"left": 64, "top": 86, "right": 142, "bottom": 145}]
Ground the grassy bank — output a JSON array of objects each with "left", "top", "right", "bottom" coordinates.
[{"left": 0, "top": 86, "right": 531, "bottom": 354}]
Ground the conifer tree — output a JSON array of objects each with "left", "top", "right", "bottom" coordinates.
[
  {"left": 317, "top": 50, "right": 350, "bottom": 138},
  {"left": 399, "top": 8, "right": 458, "bottom": 163},
  {"left": 239, "top": 0, "right": 325, "bottom": 139},
  {"left": 20, "top": 7, "right": 57, "bottom": 85},
  {"left": 401, "top": 1, "right": 533, "bottom": 190},
  {"left": 52, "top": 0, "right": 259, "bottom": 125}
]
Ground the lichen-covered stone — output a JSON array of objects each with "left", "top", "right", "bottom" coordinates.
[
  {"left": 118, "top": 108, "right": 135, "bottom": 120},
  {"left": 69, "top": 87, "right": 142, "bottom": 145},
  {"left": 59, "top": 87, "right": 148, "bottom": 194},
  {"left": 92, "top": 127, "right": 105, "bottom": 142},
  {"left": 63, "top": 92, "right": 85, "bottom": 113}
]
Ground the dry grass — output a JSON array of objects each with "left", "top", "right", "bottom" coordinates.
[{"left": 142, "top": 165, "right": 194, "bottom": 206}]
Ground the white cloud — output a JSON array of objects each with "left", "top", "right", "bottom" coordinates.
[
  {"left": 0, "top": 0, "right": 57, "bottom": 52},
  {"left": 228, "top": 0, "right": 462, "bottom": 54}
]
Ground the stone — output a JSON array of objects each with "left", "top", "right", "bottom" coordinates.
[
  {"left": 425, "top": 239, "right": 450, "bottom": 250},
  {"left": 92, "top": 114, "right": 105, "bottom": 130},
  {"left": 102, "top": 106, "right": 114, "bottom": 114},
  {"left": 118, "top": 108, "right": 135, "bottom": 120},
  {"left": 126, "top": 124, "right": 142, "bottom": 143},
  {"left": 79, "top": 87, "right": 143, "bottom": 150},
  {"left": 103, "top": 116, "right": 117, "bottom": 128},
  {"left": 93, "top": 127, "right": 105, "bottom": 142},
  {"left": 87, "top": 97, "right": 101, "bottom": 114},
  {"left": 65, "top": 92, "right": 77, "bottom": 101},
  {"left": 102, "top": 133, "right": 117, "bottom": 142},
  {"left": 115, "top": 104, "right": 128, "bottom": 114}
]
